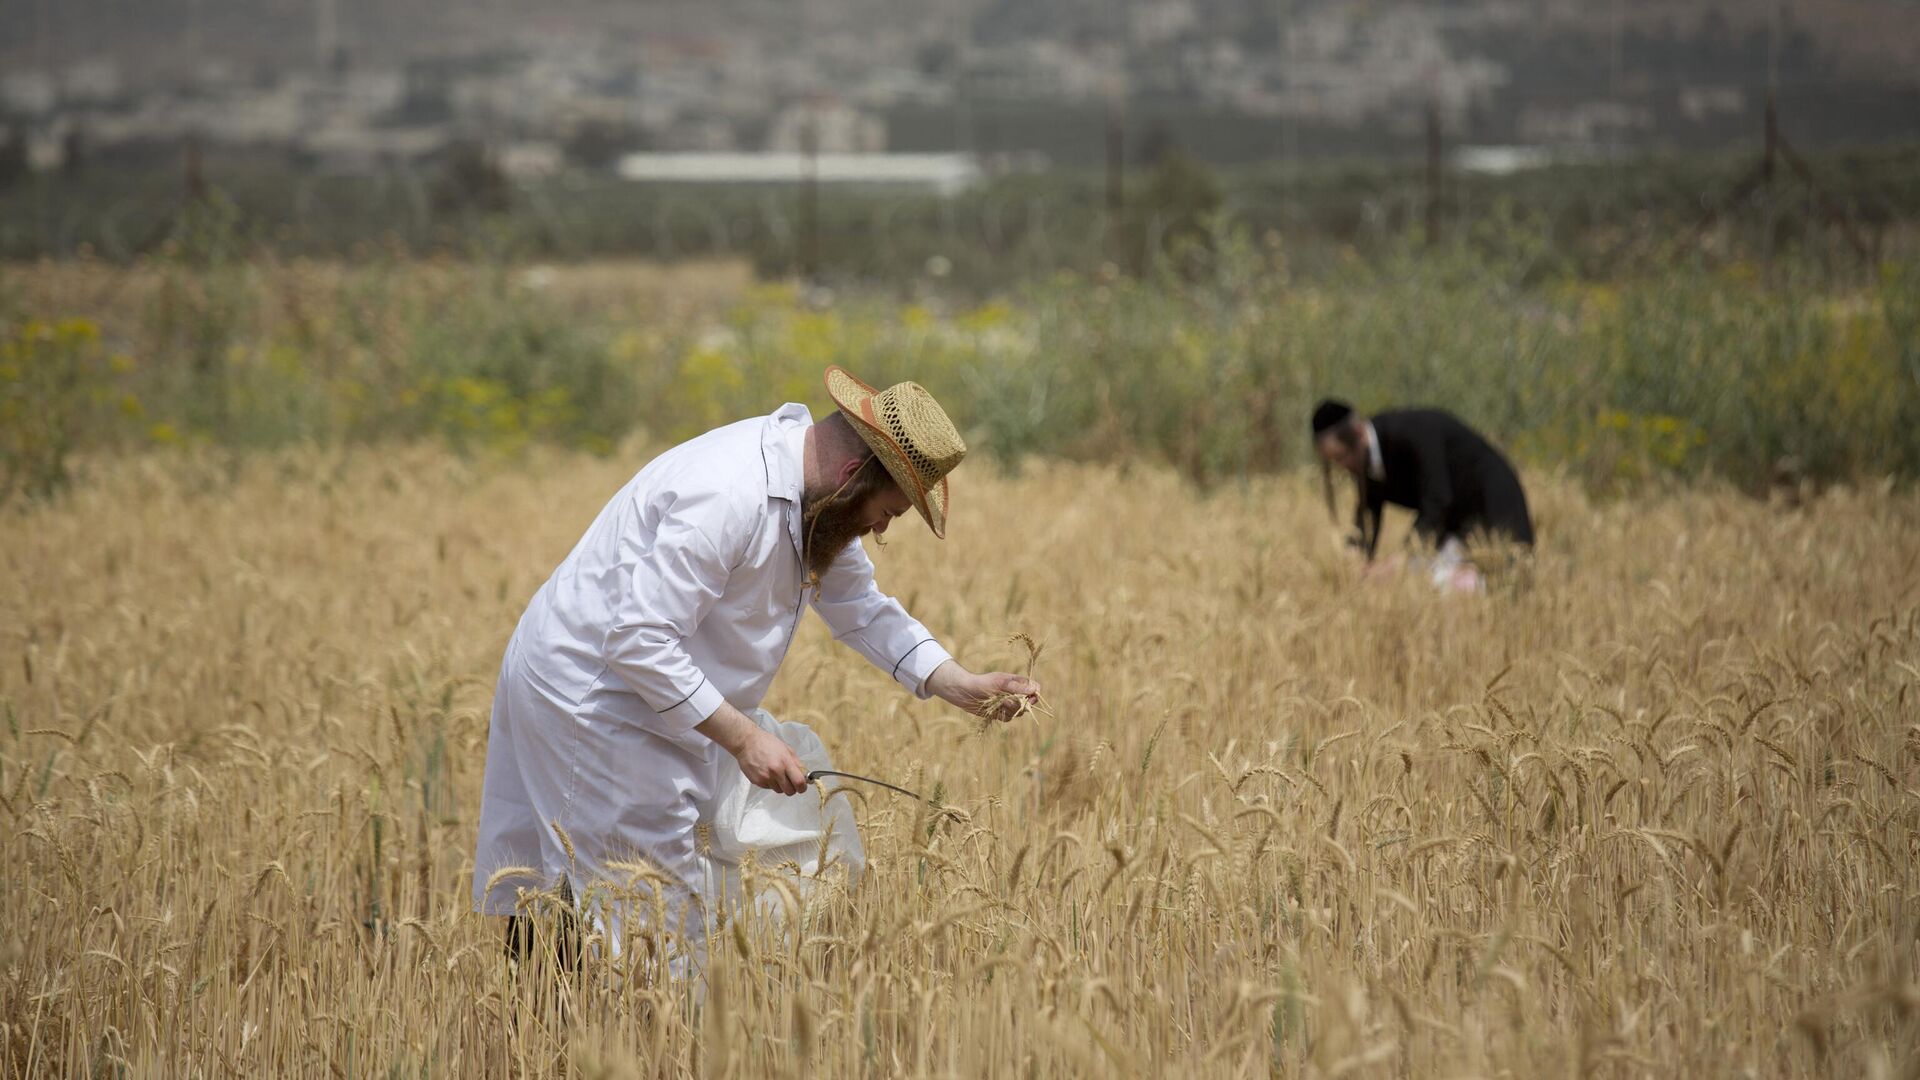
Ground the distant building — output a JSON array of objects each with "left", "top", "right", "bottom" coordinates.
[
  {"left": 1132, "top": 0, "right": 1199, "bottom": 47},
  {"left": 1452, "top": 144, "right": 1558, "bottom": 176},
  {"left": 962, "top": 42, "right": 1110, "bottom": 103},
  {"left": 302, "top": 124, "right": 448, "bottom": 175},
  {"left": 62, "top": 60, "right": 123, "bottom": 105},
  {"left": 765, "top": 101, "right": 886, "bottom": 154},
  {"left": 1680, "top": 85, "right": 1746, "bottom": 123},
  {"left": 24, "top": 120, "right": 72, "bottom": 172},
  {"left": 662, "top": 118, "right": 739, "bottom": 153},
  {"left": 616, "top": 151, "right": 981, "bottom": 195},
  {"left": 1, "top": 72, "right": 57, "bottom": 116},
  {"left": 1518, "top": 101, "right": 1653, "bottom": 146},
  {"left": 499, "top": 140, "right": 563, "bottom": 179}
]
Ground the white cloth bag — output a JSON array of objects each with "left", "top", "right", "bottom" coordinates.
[{"left": 699, "top": 709, "right": 865, "bottom": 918}]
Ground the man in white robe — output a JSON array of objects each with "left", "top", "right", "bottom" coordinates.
[{"left": 471, "top": 365, "right": 1039, "bottom": 966}]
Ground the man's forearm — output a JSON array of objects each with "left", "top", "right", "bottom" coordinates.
[
  {"left": 697, "top": 698, "right": 809, "bottom": 794},
  {"left": 923, "top": 658, "right": 961, "bottom": 702},
  {"left": 693, "top": 701, "right": 757, "bottom": 755}
]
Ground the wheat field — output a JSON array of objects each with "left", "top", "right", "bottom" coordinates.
[{"left": 3, "top": 445, "right": 1917, "bottom": 1077}]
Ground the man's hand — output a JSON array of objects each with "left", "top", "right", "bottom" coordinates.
[
  {"left": 733, "top": 728, "right": 810, "bottom": 795},
  {"left": 925, "top": 661, "right": 1044, "bottom": 723},
  {"left": 695, "top": 702, "right": 810, "bottom": 795}
]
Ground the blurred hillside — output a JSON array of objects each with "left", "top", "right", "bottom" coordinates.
[{"left": 3, "top": 0, "right": 1916, "bottom": 167}]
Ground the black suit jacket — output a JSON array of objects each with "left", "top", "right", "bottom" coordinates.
[{"left": 1353, "top": 408, "right": 1534, "bottom": 559}]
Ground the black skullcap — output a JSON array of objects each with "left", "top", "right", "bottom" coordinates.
[{"left": 1311, "top": 398, "right": 1354, "bottom": 436}]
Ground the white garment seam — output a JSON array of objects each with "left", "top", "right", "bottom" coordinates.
[{"left": 891, "top": 638, "right": 935, "bottom": 680}]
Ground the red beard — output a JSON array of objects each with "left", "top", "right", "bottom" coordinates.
[{"left": 801, "top": 486, "right": 871, "bottom": 584}]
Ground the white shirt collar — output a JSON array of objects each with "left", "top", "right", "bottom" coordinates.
[
  {"left": 761, "top": 402, "right": 813, "bottom": 504},
  {"left": 760, "top": 403, "right": 813, "bottom": 566},
  {"left": 1365, "top": 420, "right": 1384, "bottom": 482}
]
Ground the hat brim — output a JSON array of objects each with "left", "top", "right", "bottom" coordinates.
[{"left": 823, "top": 365, "right": 949, "bottom": 539}]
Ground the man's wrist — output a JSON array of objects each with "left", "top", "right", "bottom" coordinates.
[
  {"left": 923, "top": 659, "right": 963, "bottom": 701},
  {"left": 694, "top": 703, "right": 754, "bottom": 755}
]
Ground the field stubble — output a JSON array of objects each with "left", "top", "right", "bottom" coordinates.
[{"left": 3, "top": 446, "right": 1918, "bottom": 1076}]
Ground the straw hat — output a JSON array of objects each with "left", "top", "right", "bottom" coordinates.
[{"left": 823, "top": 365, "right": 967, "bottom": 539}]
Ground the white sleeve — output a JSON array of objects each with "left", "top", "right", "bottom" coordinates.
[
  {"left": 601, "top": 488, "right": 741, "bottom": 735},
  {"left": 809, "top": 540, "right": 953, "bottom": 698},
  {"left": 1429, "top": 536, "right": 1467, "bottom": 587}
]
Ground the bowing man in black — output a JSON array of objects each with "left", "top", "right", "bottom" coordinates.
[{"left": 1311, "top": 399, "right": 1533, "bottom": 565}]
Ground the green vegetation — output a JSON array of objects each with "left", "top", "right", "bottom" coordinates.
[
  {"left": 0, "top": 316, "right": 137, "bottom": 503},
  {"left": 6, "top": 196, "right": 1916, "bottom": 504},
  {"left": 5, "top": 144, "right": 1917, "bottom": 285}
]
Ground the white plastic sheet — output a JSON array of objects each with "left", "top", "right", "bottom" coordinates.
[{"left": 698, "top": 708, "right": 865, "bottom": 919}]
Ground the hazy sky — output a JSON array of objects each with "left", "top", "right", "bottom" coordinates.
[{"left": 3, "top": 0, "right": 1916, "bottom": 86}]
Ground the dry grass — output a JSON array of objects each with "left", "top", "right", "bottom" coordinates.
[{"left": 3, "top": 446, "right": 1918, "bottom": 1076}]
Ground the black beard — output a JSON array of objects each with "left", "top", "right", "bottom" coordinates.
[{"left": 801, "top": 490, "right": 869, "bottom": 583}]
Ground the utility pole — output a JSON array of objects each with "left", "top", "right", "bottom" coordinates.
[
  {"left": 1607, "top": 0, "right": 1622, "bottom": 167},
  {"left": 792, "top": 0, "right": 823, "bottom": 282},
  {"left": 1682, "top": 0, "right": 1867, "bottom": 262},
  {"left": 1424, "top": 97, "right": 1442, "bottom": 246},
  {"left": 1276, "top": 0, "right": 1296, "bottom": 229},
  {"left": 1608, "top": 0, "right": 1623, "bottom": 216},
  {"left": 1105, "top": 79, "right": 1126, "bottom": 270},
  {"left": 316, "top": 0, "right": 340, "bottom": 75},
  {"left": 183, "top": 0, "right": 206, "bottom": 209},
  {"left": 800, "top": 104, "right": 820, "bottom": 282},
  {"left": 185, "top": 132, "right": 206, "bottom": 205},
  {"left": 1105, "top": 0, "right": 1131, "bottom": 271},
  {"left": 1762, "top": 0, "right": 1781, "bottom": 261},
  {"left": 34, "top": 0, "right": 52, "bottom": 255},
  {"left": 952, "top": 0, "right": 972, "bottom": 163},
  {"left": 35, "top": 0, "right": 53, "bottom": 80}
]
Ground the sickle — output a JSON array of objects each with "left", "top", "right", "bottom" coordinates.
[{"left": 805, "top": 769, "right": 924, "bottom": 801}]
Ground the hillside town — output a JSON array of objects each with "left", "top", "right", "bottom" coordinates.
[{"left": 1, "top": 0, "right": 1913, "bottom": 180}]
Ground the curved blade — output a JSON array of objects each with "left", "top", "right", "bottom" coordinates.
[{"left": 806, "top": 769, "right": 924, "bottom": 801}]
